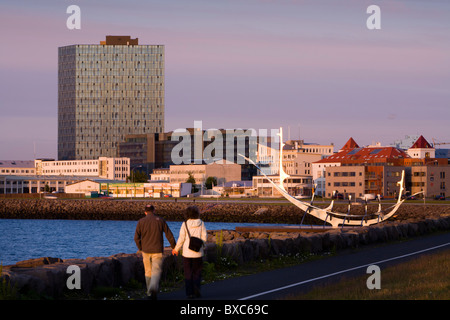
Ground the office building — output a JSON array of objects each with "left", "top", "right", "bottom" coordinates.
[
  {"left": 58, "top": 35, "right": 164, "bottom": 160},
  {"left": 118, "top": 132, "right": 177, "bottom": 174},
  {"left": 35, "top": 157, "right": 130, "bottom": 180},
  {"left": 119, "top": 128, "right": 258, "bottom": 180},
  {"left": 282, "top": 139, "right": 334, "bottom": 176},
  {"left": 169, "top": 160, "right": 241, "bottom": 186},
  {"left": 0, "top": 175, "right": 114, "bottom": 194}
]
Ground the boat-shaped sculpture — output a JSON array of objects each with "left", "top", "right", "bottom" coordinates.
[{"left": 241, "top": 127, "right": 421, "bottom": 228}]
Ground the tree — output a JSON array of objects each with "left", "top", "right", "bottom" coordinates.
[
  {"left": 186, "top": 172, "right": 198, "bottom": 193},
  {"left": 127, "top": 170, "right": 149, "bottom": 183},
  {"left": 205, "top": 176, "right": 217, "bottom": 189}
]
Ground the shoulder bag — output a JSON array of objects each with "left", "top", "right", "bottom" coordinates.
[{"left": 184, "top": 221, "right": 204, "bottom": 252}]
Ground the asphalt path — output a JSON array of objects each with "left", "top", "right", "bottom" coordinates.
[{"left": 159, "top": 232, "right": 450, "bottom": 300}]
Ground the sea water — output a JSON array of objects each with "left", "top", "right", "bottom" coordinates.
[{"left": 0, "top": 219, "right": 283, "bottom": 266}]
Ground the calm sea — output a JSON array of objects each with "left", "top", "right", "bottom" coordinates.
[{"left": 0, "top": 219, "right": 283, "bottom": 266}]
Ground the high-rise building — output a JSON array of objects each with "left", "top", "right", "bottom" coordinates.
[{"left": 58, "top": 36, "right": 164, "bottom": 160}]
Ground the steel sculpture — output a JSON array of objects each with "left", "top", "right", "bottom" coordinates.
[{"left": 241, "top": 127, "right": 421, "bottom": 228}]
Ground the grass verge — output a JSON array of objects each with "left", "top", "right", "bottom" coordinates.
[{"left": 284, "top": 248, "right": 450, "bottom": 300}]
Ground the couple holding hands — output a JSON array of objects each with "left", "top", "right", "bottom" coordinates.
[{"left": 134, "top": 204, "right": 207, "bottom": 299}]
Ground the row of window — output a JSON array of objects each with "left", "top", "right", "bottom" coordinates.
[
  {"left": 42, "top": 161, "right": 97, "bottom": 166},
  {"left": 286, "top": 169, "right": 311, "bottom": 175},
  {"left": 76, "top": 118, "right": 162, "bottom": 125},
  {"left": 76, "top": 60, "right": 163, "bottom": 66},
  {"left": 1, "top": 180, "right": 70, "bottom": 185},
  {"left": 257, "top": 178, "right": 312, "bottom": 184},
  {"left": 332, "top": 182, "right": 358, "bottom": 187},
  {"left": 1, "top": 169, "right": 35, "bottom": 174},
  {"left": 74, "top": 90, "right": 164, "bottom": 98},
  {"left": 74, "top": 45, "right": 164, "bottom": 55},
  {"left": 331, "top": 172, "right": 358, "bottom": 177},
  {"left": 412, "top": 172, "right": 446, "bottom": 178},
  {"left": 77, "top": 69, "right": 164, "bottom": 77},
  {"left": 329, "top": 171, "right": 408, "bottom": 177},
  {"left": 43, "top": 168, "right": 98, "bottom": 173}
]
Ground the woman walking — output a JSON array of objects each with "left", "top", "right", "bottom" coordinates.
[{"left": 172, "top": 205, "right": 207, "bottom": 299}]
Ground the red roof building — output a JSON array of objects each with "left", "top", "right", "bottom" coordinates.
[
  {"left": 410, "top": 135, "right": 433, "bottom": 149},
  {"left": 316, "top": 138, "right": 410, "bottom": 166},
  {"left": 339, "top": 137, "right": 359, "bottom": 151},
  {"left": 313, "top": 136, "right": 447, "bottom": 199},
  {"left": 314, "top": 139, "right": 409, "bottom": 199},
  {"left": 407, "top": 135, "right": 435, "bottom": 159}
]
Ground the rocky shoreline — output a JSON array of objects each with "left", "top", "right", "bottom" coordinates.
[
  {"left": 1, "top": 199, "right": 449, "bottom": 299},
  {"left": 1, "top": 198, "right": 449, "bottom": 224}
]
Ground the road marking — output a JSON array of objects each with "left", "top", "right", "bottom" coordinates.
[{"left": 239, "top": 242, "right": 450, "bottom": 300}]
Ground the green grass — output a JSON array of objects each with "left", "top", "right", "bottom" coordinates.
[
  {"left": 0, "top": 264, "right": 18, "bottom": 300},
  {"left": 284, "top": 248, "right": 450, "bottom": 300}
]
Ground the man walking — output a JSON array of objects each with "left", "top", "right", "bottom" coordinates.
[{"left": 134, "top": 204, "right": 176, "bottom": 299}]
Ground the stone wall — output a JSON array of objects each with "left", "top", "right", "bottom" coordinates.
[{"left": 2, "top": 214, "right": 449, "bottom": 299}]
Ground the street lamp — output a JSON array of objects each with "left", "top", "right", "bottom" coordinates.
[{"left": 131, "top": 165, "right": 143, "bottom": 183}]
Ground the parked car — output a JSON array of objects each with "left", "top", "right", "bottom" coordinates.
[
  {"left": 434, "top": 195, "right": 446, "bottom": 200},
  {"left": 98, "top": 192, "right": 113, "bottom": 199}
]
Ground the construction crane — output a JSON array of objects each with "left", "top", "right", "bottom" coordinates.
[{"left": 432, "top": 138, "right": 450, "bottom": 147}]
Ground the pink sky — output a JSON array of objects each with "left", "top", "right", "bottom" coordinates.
[{"left": 0, "top": 0, "right": 449, "bottom": 159}]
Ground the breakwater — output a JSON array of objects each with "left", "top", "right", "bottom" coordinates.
[
  {"left": 1, "top": 199, "right": 449, "bottom": 224},
  {"left": 1, "top": 199, "right": 449, "bottom": 299},
  {"left": 0, "top": 198, "right": 319, "bottom": 224}
]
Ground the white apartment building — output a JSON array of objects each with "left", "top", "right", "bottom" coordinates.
[
  {"left": 35, "top": 157, "right": 130, "bottom": 180},
  {"left": 257, "top": 139, "right": 280, "bottom": 175},
  {"left": 252, "top": 175, "right": 313, "bottom": 198},
  {"left": 282, "top": 140, "right": 334, "bottom": 197},
  {"left": 257, "top": 138, "right": 334, "bottom": 177},
  {"left": 0, "top": 160, "right": 36, "bottom": 175},
  {"left": 311, "top": 161, "right": 341, "bottom": 197},
  {"left": 150, "top": 168, "right": 170, "bottom": 181}
]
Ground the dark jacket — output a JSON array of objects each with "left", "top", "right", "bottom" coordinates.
[{"left": 134, "top": 213, "right": 176, "bottom": 254}]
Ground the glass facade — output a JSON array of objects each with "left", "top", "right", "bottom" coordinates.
[{"left": 58, "top": 42, "right": 164, "bottom": 160}]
